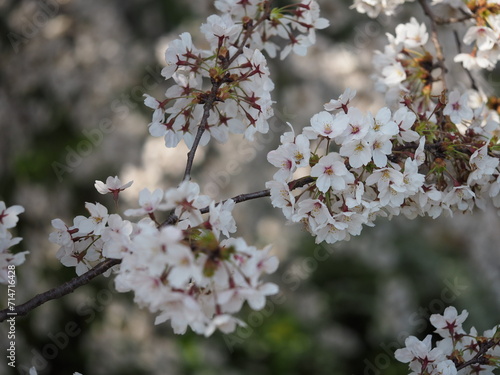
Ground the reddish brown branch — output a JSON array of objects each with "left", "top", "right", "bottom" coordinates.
[{"left": 456, "top": 340, "right": 496, "bottom": 371}]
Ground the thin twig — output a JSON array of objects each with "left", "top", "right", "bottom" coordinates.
[
  {"left": 418, "top": 0, "right": 448, "bottom": 91},
  {"left": 435, "top": 14, "right": 473, "bottom": 25},
  {"left": 456, "top": 340, "right": 496, "bottom": 371},
  {"left": 199, "top": 175, "right": 315, "bottom": 214},
  {"left": 182, "top": 83, "right": 221, "bottom": 181},
  {"left": 0, "top": 258, "right": 120, "bottom": 322},
  {"left": 182, "top": 5, "right": 273, "bottom": 181}
]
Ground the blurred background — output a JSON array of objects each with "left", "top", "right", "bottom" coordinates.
[{"left": 1, "top": 0, "right": 500, "bottom": 374}]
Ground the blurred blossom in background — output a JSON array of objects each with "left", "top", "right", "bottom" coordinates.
[{"left": 1, "top": 0, "right": 500, "bottom": 374}]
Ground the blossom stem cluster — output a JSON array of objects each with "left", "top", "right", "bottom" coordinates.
[{"left": 396, "top": 306, "right": 500, "bottom": 375}]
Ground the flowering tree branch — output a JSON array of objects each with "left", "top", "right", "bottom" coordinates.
[
  {"left": 456, "top": 340, "right": 497, "bottom": 371},
  {"left": 1, "top": 175, "right": 314, "bottom": 323},
  {"left": 3, "top": 0, "right": 500, "bottom": 373}
]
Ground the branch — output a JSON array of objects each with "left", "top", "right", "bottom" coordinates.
[
  {"left": 163, "top": 175, "right": 315, "bottom": 225},
  {"left": 418, "top": 0, "right": 448, "bottom": 91},
  {"left": 182, "top": 82, "right": 221, "bottom": 181},
  {"left": 182, "top": 4, "right": 272, "bottom": 181},
  {"left": 456, "top": 340, "right": 496, "bottom": 371},
  {"left": 435, "top": 14, "right": 473, "bottom": 25},
  {"left": 0, "top": 258, "right": 120, "bottom": 322},
  {"left": 201, "top": 175, "right": 315, "bottom": 214}
]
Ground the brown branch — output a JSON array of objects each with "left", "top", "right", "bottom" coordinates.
[
  {"left": 162, "top": 175, "right": 315, "bottom": 225},
  {"left": 200, "top": 175, "right": 315, "bottom": 214},
  {"left": 418, "top": 0, "right": 448, "bottom": 91},
  {"left": 435, "top": 14, "right": 473, "bottom": 25},
  {"left": 0, "top": 258, "right": 120, "bottom": 322},
  {"left": 182, "top": 4, "right": 273, "bottom": 181},
  {"left": 183, "top": 83, "right": 221, "bottom": 181},
  {"left": 456, "top": 340, "right": 496, "bottom": 371}
]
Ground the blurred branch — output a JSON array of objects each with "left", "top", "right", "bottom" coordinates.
[{"left": 418, "top": 0, "right": 448, "bottom": 91}]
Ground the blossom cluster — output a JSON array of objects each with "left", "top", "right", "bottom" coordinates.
[
  {"left": 453, "top": 1, "right": 500, "bottom": 71},
  {"left": 396, "top": 306, "right": 500, "bottom": 375},
  {"left": 0, "top": 201, "right": 28, "bottom": 284},
  {"left": 267, "top": 87, "right": 500, "bottom": 244},
  {"left": 144, "top": 0, "right": 328, "bottom": 147},
  {"left": 371, "top": 2, "right": 500, "bottom": 106},
  {"left": 49, "top": 177, "right": 279, "bottom": 336},
  {"left": 372, "top": 17, "right": 433, "bottom": 105}
]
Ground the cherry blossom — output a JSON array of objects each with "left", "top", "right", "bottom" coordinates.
[
  {"left": 443, "top": 90, "right": 473, "bottom": 125},
  {"left": 311, "top": 153, "right": 354, "bottom": 192},
  {"left": 6, "top": 3, "right": 500, "bottom": 370},
  {"left": 0, "top": 201, "right": 24, "bottom": 233},
  {"left": 94, "top": 176, "right": 133, "bottom": 201},
  {"left": 124, "top": 188, "right": 168, "bottom": 217}
]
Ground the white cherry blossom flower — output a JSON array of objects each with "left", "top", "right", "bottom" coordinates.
[
  {"left": 162, "top": 32, "right": 197, "bottom": 79},
  {"left": 94, "top": 176, "right": 133, "bottom": 200},
  {"left": 340, "top": 139, "right": 372, "bottom": 168},
  {"left": 308, "top": 111, "right": 349, "bottom": 139},
  {"left": 311, "top": 153, "right": 354, "bottom": 192},
  {"left": 467, "top": 145, "right": 499, "bottom": 184},
  {"left": 344, "top": 107, "right": 372, "bottom": 141},
  {"left": 266, "top": 180, "right": 295, "bottom": 220},
  {"left": 200, "top": 13, "right": 240, "bottom": 47},
  {"left": 49, "top": 218, "right": 73, "bottom": 246},
  {"left": 444, "top": 90, "right": 473, "bottom": 124},
  {"left": 393, "top": 107, "right": 419, "bottom": 143},
  {"left": 463, "top": 26, "right": 497, "bottom": 51},
  {"left": 209, "top": 199, "right": 237, "bottom": 239},
  {"left": 324, "top": 88, "right": 356, "bottom": 112},
  {"left": 125, "top": 188, "right": 168, "bottom": 217},
  {"left": 267, "top": 143, "right": 297, "bottom": 182},
  {"left": 164, "top": 181, "right": 211, "bottom": 226},
  {"left": 204, "top": 314, "right": 246, "bottom": 337},
  {"left": 394, "top": 17, "right": 429, "bottom": 49},
  {"left": 430, "top": 306, "right": 469, "bottom": 338},
  {"left": 292, "top": 198, "right": 331, "bottom": 231},
  {"left": 395, "top": 334, "right": 444, "bottom": 364},
  {"left": 78, "top": 202, "right": 109, "bottom": 235},
  {"left": 0, "top": 201, "right": 24, "bottom": 233}
]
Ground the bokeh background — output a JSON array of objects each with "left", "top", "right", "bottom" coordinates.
[{"left": 1, "top": 0, "right": 500, "bottom": 374}]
